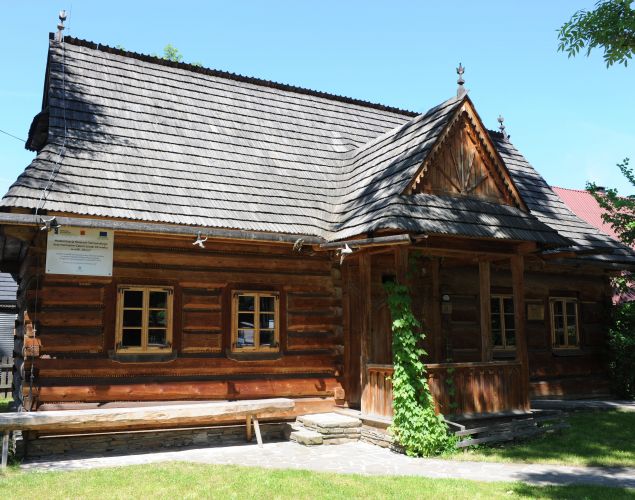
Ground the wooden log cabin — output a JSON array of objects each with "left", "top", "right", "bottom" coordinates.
[{"left": 1, "top": 34, "right": 633, "bottom": 423}]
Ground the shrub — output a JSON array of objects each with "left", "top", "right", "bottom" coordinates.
[{"left": 608, "top": 301, "right": 635, "bottom": 399}]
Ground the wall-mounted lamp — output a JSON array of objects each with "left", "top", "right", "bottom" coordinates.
[
  {"left": 192, "top": 231, "right": 208, "bottom": 248},
  {"left": 39, "top": 216, "right": 62, "bottom": 234}
]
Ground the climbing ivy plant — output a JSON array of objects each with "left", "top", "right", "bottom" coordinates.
[{"left": 384, "top": 280, "right": 457, "bottom": 457}]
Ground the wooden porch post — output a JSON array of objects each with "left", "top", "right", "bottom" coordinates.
[
  {"left": 511, "top": 254, "right": 530, "bottom": 411},
  {"left": 359, "top": 252, "right": 372, "bottom": 415},
  {"left": 395, "top": 247, "right": 409, "bottom": 284},
  {"left": 430, "top": 258, "right": 443, "bottom": 362},
  {"left": 479, "top": 260, "right": 492, "bottom": 362}
]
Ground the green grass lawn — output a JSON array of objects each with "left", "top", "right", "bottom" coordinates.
[
  {"left": 0, "top": 462, "right": 633, "bottom": 500},
  {"left": 458, "top": 410, "right": 635, "bottom": 468}
]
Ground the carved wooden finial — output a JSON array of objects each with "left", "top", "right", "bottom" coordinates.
[
  {"left": 456, "top": 63, "right": 466, "bottom": 98},
  {"left": 497, "top": 115, "right": 509, "bottom": 140},
  {"left": 56, "top": 10, "right": 67, "bottom": 42}
]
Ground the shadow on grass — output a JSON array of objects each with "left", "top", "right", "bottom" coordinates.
[{"left": 469, "top": 410, "right": 635, "bottom": 467}]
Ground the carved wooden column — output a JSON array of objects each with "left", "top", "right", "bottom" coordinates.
[
  {"left": 479, "top": 260, "right": 492, "bottom": 362},
  {"left": 359, "top": 252, "right": 372, "bottom": 415},
  {"left": 511, "top": 254, "right": 530, "bottom": 411}
]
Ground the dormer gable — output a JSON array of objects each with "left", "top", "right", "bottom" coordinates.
[{"left": 404, "top": 98, "right": 527, "bottom": 211}]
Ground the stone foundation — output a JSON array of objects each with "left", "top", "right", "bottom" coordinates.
[{"left": 20, "top": 423, "right": 286, "bottom": 459}]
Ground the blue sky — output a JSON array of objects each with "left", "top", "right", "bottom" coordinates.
[{"left": 1, "top": 1, "right": 633, "bottom": 197}]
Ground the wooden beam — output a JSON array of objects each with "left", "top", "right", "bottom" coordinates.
[
  {"left": 511, "top": 255, "right": 530, "bottom": 412},
  {"left": 0, "top": 399, "right": 294, "bottom": 433},
  {"left": 479, "top": 260, "right": 492, "bottom": 362},
  {"left": 430, "top": 258, "right": 443, "bottom": 362},
  {"left": 395, "top": 246, "right": 409, "bottom": 284},
  {"left": 253, "top": 417, "right": 263, "bottom": 448},
  {"left": 359, "top": 253, "right": 372, "bottom": 415},
  {"left": 1, "top": 431, "right": 8, "bottom": 470},
  {"left": 318, "top": 234, "right": 412, "bottom": 250},
  {"left": 245, "top": 414, "right": 253, "bottom": 442}
]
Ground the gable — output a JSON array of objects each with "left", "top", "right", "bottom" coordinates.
[{"left": 404, "top": 100, "right": 526, "bottom": 210}]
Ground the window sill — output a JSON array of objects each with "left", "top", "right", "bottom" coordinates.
[
  {"left": 109, "top": 349, "right": 177, "bottom": 363},
  {"left": 492, "top": 349, "right": 516, "bottom": 359},
  {"left": 551, "top": 348, "right": 583, "bottom": 357},
  {"left": 226, "top": 349, "right": 282, "bottom": 361}
]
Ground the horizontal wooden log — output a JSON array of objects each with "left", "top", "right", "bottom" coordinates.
[
  {"left": 29, "top": 377, "right": 342, "bottom": 404},
  {"left": 38, "top": 310, "right": 103, "bottom": 328},
  {"left": 28, "top": 287, "right": 104, "bottom": 306},
  {"left": 181, "top": 332, "right": 222, "bottom": 352},
  {"left": 183, "top": 310, "right": 222, "bottom": 329},
  {"left": 0, "top": 398, "right": 294, "bottom": 432}
]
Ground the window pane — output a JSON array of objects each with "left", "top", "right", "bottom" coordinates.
[
  {"left": 260, "top": 313, "right": 275, "bottom": 330},
  {"left": 122, "top": 329, "right": 141, "bottom": 347},
  {"left": 506, "top": 329, "right": 516, "bottom": 346},
  {"left": 566, "top": 301, "right": 576, "bottom": 317},
  {"left": 567, "top": 324, "right": 577, "bottom": 346},
  {"left": 149, "top": 310, "right": 166, "bottom": 327},
  {"left": 123, "top": 290, "right": 143, "bottom": 308},
  {"left": 149, "top": 291, "right": 167, "bottom": 309},
  {"left": 238, "top": 313, "right": 254, "bottom": 329},
  {"left": 260, "top": 330, "right": 274, "bottom": 346},
  {"left": 503, "top": 298, "right": 514, "bottom": 315},
  {"left": 123, "top": 309, "right": 143, "bottom": 327},
  {"left": 505, "top": 313, "right": 515, "bottom": 332},
  {"left": 238, "top": 295, "right": 254, "bottom": 311},
  {"left": 260, "top": 296, "right": 275, "bottom": 312},
  {"left": 148, "top": 329, "right": 167, "bottom": 346},
  {"left": 491, "top": 298, "right": 500, "bottom": 314},
  {"left": 492, "top": 328, "right": 503, "bottom": 347},
  {"left": 553, "top": 301, "right": 563, "bottom": 316},
  {"left": 237, "top": 329, "right": 255, "bottom": 347},
  {"left": 554, "top": 315, "right": 565, "bottom": 346}
]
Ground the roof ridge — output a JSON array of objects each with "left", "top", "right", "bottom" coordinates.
[
  {"left": 551, "top": 186, "right": 592, "bottom": 194},
  {"left": 57, "top": 35, "right": 419, "bottom": 118}
]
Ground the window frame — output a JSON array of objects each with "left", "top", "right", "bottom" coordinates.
[
  {"left": 491, "top": 294, "right": 516, "bottom": 350},
  {"left": 115, "top": 285, "right": 174, "bottom": 354},
  {"left": 231, "top": 290, "right": 280, "bottom": 353},
  {"left": 550, "top": 297, "right": 580, "bottom": 349}
]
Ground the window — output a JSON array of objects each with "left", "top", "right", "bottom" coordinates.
[
  {"left": 231, "top": 291, "right": 279, "bottom": 352},
  {"left": 550, "top": 298, "right": 579, "bottom": 348},
  {"left": 116, "top": 286, "right": 173, "bottom": 352},
  {"left": 491, "top": 295, "right": 515, "bottom": 349}
]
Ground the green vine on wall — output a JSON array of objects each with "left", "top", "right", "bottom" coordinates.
[{"left": 384, "top": 280, "right": 457, "bottom": 457}]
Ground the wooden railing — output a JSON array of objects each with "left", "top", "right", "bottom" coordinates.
[
  {"left": 363, "top": 361, "right": 526, "bottom": 419},
  {"left": 362, "top": 364, "right": 394, "bottom": 419},
  {"left": 427, "top": 361, "right": 526, "bottom": 415}
]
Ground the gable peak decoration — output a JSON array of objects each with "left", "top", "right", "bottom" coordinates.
[
  {"left": 456, "top": 63, "right": 467, "bottom": 98},
  {"left": 405, "top": 100, "right": 526, "bottom": 211}
]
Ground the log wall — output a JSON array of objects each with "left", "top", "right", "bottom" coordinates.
[{"left": 16, "top": 232, "right": 344, "bottom": 410}]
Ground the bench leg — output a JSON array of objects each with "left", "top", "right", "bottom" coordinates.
[
  {"left": 253, "top": 417, "right": 263, "bottom": 448},
  {"left": 246, "top": 415, "right": 253, "bottom": 442},
  {"left": 1, "top": 431, "right": 9, "bottom": 470}
]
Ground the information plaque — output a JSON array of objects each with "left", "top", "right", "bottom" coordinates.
[{"left": 46, "top": 226, "right": 114, "bottom": 276}]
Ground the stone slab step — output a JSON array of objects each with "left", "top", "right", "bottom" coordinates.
[
  {"left": 290, "top": 429, "right": 323, "bottom": 446},
  {"left": 297, "top": 412, "right": 362, "bottom": 431}
]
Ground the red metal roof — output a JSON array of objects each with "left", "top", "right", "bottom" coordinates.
[{"left": 551, "top": 186, "right": 621, "bottom": 241}]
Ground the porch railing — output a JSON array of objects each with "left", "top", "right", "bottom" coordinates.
[{"left": 363, "top": 360, "right": 525, "bottom": 419}]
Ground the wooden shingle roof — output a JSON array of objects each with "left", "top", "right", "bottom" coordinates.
[{"left": 2, "top": 35, "right": 634, "bottom": 264}]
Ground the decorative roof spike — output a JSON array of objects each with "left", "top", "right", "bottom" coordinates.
[
  {"left": 456, "top": 63, "right": 466, "bottom": 98},
  {"left": 56, "top": 10, "right": 67, "bottom": 42},
  {"left": 497, "top": 115, "right": 509, "bottom": 140}
]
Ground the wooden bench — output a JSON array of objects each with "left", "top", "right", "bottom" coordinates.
[{"left": 0, "top": 398, "right": 294, "bottom": 468}]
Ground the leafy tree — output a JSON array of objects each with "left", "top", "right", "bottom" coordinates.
[
  {"left": 558, "top": 0, "right": 635, "bottom": 67},
  {"left": 162, "top": 44, "right": 183, "bottom": 63},
  {"left": 588, "top": 158, "right": 635, "bottom": 246}
]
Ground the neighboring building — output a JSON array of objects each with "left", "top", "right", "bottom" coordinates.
[
  {"left": 0, "top": 273, "right": 17, "bottom": 358},
  {"left": 0, "top": 33, "right": 634, "bottom": 418},
  {"left": 552, "top": 187, "right": 622, "bottom": 242}
]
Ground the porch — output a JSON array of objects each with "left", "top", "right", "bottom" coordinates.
[{"left": 341, "top": 237, "right": 533, "bottom": 421}]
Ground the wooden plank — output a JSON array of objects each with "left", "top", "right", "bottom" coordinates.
[
  {"left": 511, "top": 254, "right": 530, "bottom": 411},
  {"left": 430, "top": 258, "right": 443, "bottom": 362},
  {"left": 246, "top": 414, "right": 252, "bottom": 442},
  {"left": 479, "top": 260, "right": 492, "bottom": 362},
  {"left": 359, "top": 253, "right": 372, "bottom": 415},
  {"left": 1, "top": 431, "right": 8, "bottom": 469},
  {"left": 0, "top": 399, "right": 294, "bottom": 432},
  {"left": 253, "top": 417, "right": 263, "bottom": 448}
]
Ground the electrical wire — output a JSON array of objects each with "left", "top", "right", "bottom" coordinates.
[{"left": 0, "top": 128, "right": 25, "bottom": 143}]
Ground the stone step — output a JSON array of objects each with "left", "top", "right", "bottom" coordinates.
[
  {"left": 297, "top": 412, "right": 362, "bottom": 432},
  {"left": 289, "top": 428, "right": 323, "bottom": 446}
]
